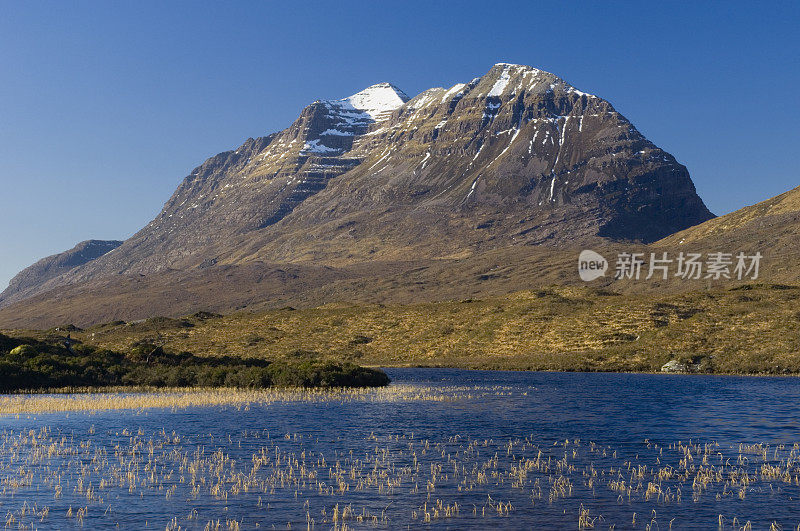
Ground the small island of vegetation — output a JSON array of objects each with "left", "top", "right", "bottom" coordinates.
[{"left": 0, "top": 332, "right": 390, "bottom": 392}]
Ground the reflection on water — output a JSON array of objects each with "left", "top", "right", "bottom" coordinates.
[{"left": 2, "top": 369, "right": 800, "bottom": 529}]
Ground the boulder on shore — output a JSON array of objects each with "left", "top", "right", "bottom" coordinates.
[{"left": 660, "top": 360, "right": 689, "bottom": 373}]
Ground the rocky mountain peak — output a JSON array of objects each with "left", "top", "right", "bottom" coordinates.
[
  {"left": 477, "top": 62, "right": 594, "bottom": 100},
  {"left": 293, "top": 83, "right": 410, "bottom": 156}
]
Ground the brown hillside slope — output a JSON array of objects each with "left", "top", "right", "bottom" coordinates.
[{"left": 2, "top": 182, "right": 799, "bottom": 329}]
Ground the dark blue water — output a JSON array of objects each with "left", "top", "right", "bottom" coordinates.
[
  {"left": 388, "top": 369, "right": 800, "bottom": 444},
  {"left": 2, "top": 369, "right": 800, "bottom": 529}
]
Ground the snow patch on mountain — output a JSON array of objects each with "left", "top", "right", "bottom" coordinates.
[
  {"left": 488, "top": 65, "right": 512, "bottom": 97},
  {"left": 339, "top": 83, "right": 410, "bottom": 121},
  {"left": 441, "top": 83, "right": 467, "bottom": 102},
  {"left": 302, "top": 139, "right": 340, "bottom": 154}
]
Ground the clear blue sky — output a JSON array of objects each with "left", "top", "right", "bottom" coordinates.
[{"left": 1, "top": 1, "right": 798, "bottom": 290}]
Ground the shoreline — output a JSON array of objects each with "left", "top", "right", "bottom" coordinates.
[{"left": 377, "top": 364, "right": 800, "bottom": 378}]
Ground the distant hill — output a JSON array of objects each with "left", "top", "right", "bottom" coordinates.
[
  {"left": 0, "top": 240, "right": 122, "bottom": 308},
  {"left": 654, "top": 185, "right": 800, "bottom": 284},
  {"left": 658, "top": 185, "right": 800, "bottom": 247}
]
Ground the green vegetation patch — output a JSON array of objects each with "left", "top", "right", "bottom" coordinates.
[{"left": 0, "top": 334, "right": 389, "bottom": 392}]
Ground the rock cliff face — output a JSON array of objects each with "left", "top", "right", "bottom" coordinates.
[
  {"left": 0, "top": 63, "right": 714, "bottom": 318},
  {"left": 0, "top": 240, "right": 122, "bottom": 307}
]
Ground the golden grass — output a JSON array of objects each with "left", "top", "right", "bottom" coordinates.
[
  {"left": 24, "top": 284, "right": 799, "bottom": 374},
  {"left": 0, "top": 384, "right": 499, "bottom": 416}
]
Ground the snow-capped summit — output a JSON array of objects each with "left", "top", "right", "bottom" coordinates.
[{"left": 340, "top": 82, "right": 410, "bottom": 121}]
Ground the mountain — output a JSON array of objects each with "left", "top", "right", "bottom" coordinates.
[
  {"left": 0, "top": 63, "right": 715, "bottom": 327},
  {"left": 0, "top": 240, "right": 122, "bottom": 308}
]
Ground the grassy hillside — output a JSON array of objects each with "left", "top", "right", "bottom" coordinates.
[
  {"left": 10, "top": 283, "right": 799, "bottom": 375},
  {"left": 659, "top": 185, "right": 800, "bottom": 245}
]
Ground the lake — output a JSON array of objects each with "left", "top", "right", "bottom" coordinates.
[{"left": 2, "top": 369, "right": 800, "bottom": 529}]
